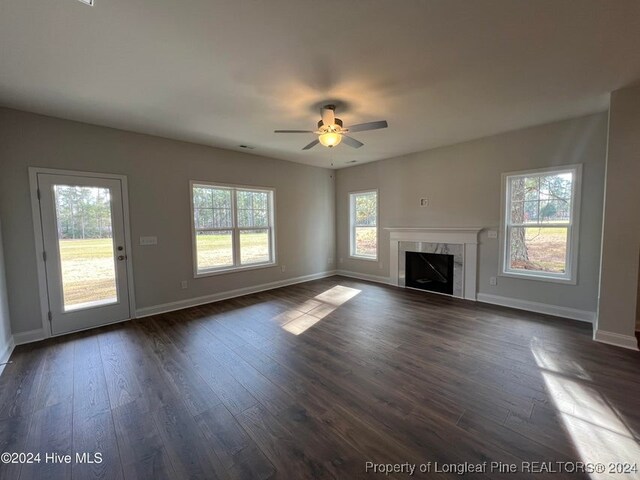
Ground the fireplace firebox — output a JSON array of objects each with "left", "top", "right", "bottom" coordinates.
[{"left": 405, "top": 251, "right": 454, "bottom": 295}]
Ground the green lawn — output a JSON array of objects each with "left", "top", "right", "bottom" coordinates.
[
  {"left": 197, "top": 231, "right": 270, "bottom": 268},
  {"left": 57, "top": 233, "right": 271, "bottom": 307},
  {"left": 59, "top": 238, "right": 117, "bottom": 308},
  {"left": 511, "top": 226, "right": 568, "bottom": 273}
]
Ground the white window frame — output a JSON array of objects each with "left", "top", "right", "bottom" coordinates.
[
  {"left": 499, "top": 164, "right": 582, "bottom": 284},
  {"left": 349, "top": 189, "right": 379, "bottom": 261},
  {"left": 190, "top": 181, "right": 276, "bottom": 277}
]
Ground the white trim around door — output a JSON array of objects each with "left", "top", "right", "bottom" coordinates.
[{"left": 29, "top": 167, "right": 136, "bottom": 338}]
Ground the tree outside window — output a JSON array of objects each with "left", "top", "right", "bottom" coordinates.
[
  {"left": 350, "top": 191, "right": 378, "bottom": 259},
  {"left": 191, "top": 182, "right": 275, "bottom": 275},
  {"left": 502, "top": 166, "right": 580, "bottom": 282}
]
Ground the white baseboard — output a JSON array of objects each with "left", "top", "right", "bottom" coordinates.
[
  {"left": 136, "top": 270, "right": 337, "bottom": 318},
  {"left": 8, "top": 271, "right": 338, "bottom": 345},
  {"left": 477, "top": 293, "right": 596, "bottom": 323},
  {"left": 13, "top": 328, "right": 46, "bottom": 346},
  {"left": 335, "top": 270, "right": 393, "bottom": 286},
  {"left": 593, "top": 329, "right": 639, "bottom": 350},
  {"left": 0, "top": 336, "right": 15, "bottom": 377},
  {"left": 335, "top": 276, "right": 597, "bottom": 325}
]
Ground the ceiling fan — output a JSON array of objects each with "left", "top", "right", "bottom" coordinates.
[{"left": 274, "top": 104, "right": 388, "bottom": 150}]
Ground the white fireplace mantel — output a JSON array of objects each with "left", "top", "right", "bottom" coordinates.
[{"left": 385, "top": 227, "right": 482, "bottom": 300}]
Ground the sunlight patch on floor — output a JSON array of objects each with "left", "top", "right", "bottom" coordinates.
[
  {"left": 282, "top": 285, "right": 361, "bottom": 335},
  {"left": 530, "top": 340, "right": 592, "bottom": 381},
  {"left": 281, "top": 314, "right": 323, "bottom": 335},
  {"left": 531, "top": 340, "right": 640, "bottom": 479},
  {"left": 314, "top": 285, "right": 362, "bottom": 305}
]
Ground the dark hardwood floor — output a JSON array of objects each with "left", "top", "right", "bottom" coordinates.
[{"left": 1, "top": 276, "right": 639, "bottom": 479}]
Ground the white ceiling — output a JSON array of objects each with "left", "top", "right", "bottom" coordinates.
[{"left": 1, "top": 1, "right": 639, "bottom": 169}]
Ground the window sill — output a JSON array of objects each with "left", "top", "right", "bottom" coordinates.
[
  {"left": 499, "top": 270, "right": 576, "bottom": 285},
  {"left": 349, "top": 255, "right": 378, "bottom": 262},
  {"left": 195, "top": 262, "right": 277, "bottom": 278}
]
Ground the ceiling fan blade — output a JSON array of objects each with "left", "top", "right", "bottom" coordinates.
[
  {"left": 347, "top": 120, "right": 388, "bottom": 133},
  {"left": 274, "top": 130, "right": 314, "bottom": 133},
  {"left": 342, "top": 135, "right": 364, "bottom": 149},
  {"left": 302, "top": 139, "right": 320, "bottom": 150},
  {"left": 321, "top": 106, "right": 335, "bottom": 126}
]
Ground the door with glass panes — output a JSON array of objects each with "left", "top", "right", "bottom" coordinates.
[{"left": 37, "top": 173, "right": 131, "bottom": 335}]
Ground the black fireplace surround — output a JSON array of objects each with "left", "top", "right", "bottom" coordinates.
[{"left": 405, "top": 251, "right": 454, "bottom": 295}]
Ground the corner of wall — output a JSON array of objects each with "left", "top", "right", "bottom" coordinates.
[
  {"left": 593, "top": 328, "right": 639, "bottom": 351},
  {"left": 0, "top": 336, "right": 15, "bottom": 377},
  {"left": 595, "top": 84, "right": 640, "bottom": 344},
  {"left": 0, "top": 217, "right": 15, "bottom": 374}
]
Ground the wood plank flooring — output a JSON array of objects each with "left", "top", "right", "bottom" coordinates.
[{"left": 1, "top": 276, "right": 639, "bottom": 479}]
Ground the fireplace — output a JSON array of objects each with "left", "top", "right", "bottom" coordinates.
[
  {"left": 387, "top": 227, "right": 481, "bottom": 300},
  {"left": 405, "top": 252, "right": 454, "bottom": 295}
]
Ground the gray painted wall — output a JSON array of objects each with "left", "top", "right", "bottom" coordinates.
[
  {"left": 0, "top": 108, "right": 336, "bottom": 335},
  {"left": 336, "top": 113, "right": 608, "bottom": 314},
  {"left": 0, "top": 107, "right": 612, "bottom": 336},
  {"left": 0, "top": 218, "right": 12, "bottom": 361},
  {"left": 637, "top": 258, "right": 640, "bottom": 330},
  {"left": 597, "top": 85, "right": 640, "bottom": 337}
]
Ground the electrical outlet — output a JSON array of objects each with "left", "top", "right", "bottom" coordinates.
[
  {"left": 281, "top": 265, "right": 286, "bottom": 272},
  {"left": 420, "top": 198, "right": 429, "bottom": 207},
  {"left": 489, "top": 276, "right": 497, "bottom": 286},
  {"left": 487, "top": 230, "right": 498, "bottom": 239},
  {"left": 181, "top": 280, "right": 188, "bottom": 289}
]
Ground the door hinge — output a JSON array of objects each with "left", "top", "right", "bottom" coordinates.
[
  {"left": 42, "top": 251, "right": 47, "bottom": 262},
  {"left": 47, "top": 311, "right": 52, "bottom": 323}
]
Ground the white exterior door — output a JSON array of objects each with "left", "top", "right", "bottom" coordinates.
[{"left": 37, "top": 173, "right": 132, "bottom": 335}]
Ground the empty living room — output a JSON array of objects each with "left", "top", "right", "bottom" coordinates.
[{"left": 1, "top": 1, "right": 640, "bottom": 479}]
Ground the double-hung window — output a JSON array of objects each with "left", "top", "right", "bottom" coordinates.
[
  {"left": 500, "top": 165, "right": 581, "bottom": 283},
  {"left": 349, "top": 190, "right": 378, "bottom": 260},
  {"left": 191, "top": 182, "right": 275, "bottom": 276}
]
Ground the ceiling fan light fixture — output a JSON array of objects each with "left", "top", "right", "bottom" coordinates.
[
  {"left": 274, "top": 105, "right": 387, "bottom": 150},
  {"left": 318, "top": 131, "right": 342, "bottom": 147}
]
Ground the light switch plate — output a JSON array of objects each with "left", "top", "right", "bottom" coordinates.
[{"left": 139, "top": 236, "right": 158, "bottom": 246}]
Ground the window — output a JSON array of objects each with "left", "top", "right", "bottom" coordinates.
[
  {"left": 349, "top": 190, "right": 378, "bottom": 260},
  {"left": 500, "top": 165, "right": 581, "bottom": 283},
  {"left": 191, "top": 182, "right": 275, "bottom": 275}
]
